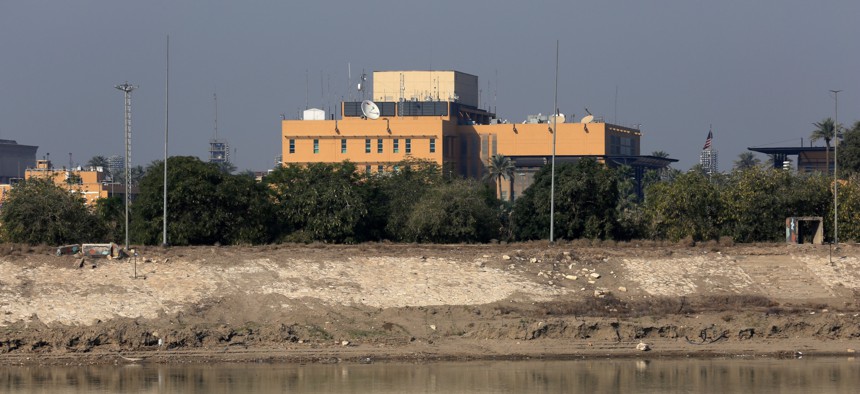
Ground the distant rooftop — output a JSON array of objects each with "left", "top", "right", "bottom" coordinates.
[{"left": 748, "top": 146, "right": 828, "bottom": 155}]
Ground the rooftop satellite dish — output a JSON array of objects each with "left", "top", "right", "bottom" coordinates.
[
  {"left": 580, "top": 115, "right": 594, "bottom": 124},
  {"left": 551, "top": 113, "right": 566, "bottom": 124},
  {"left": 361, "top": 100, "right": 380, "bottom": 120}
]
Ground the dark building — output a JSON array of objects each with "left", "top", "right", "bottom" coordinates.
[{"left": 0, "top": 139, "right": 37, "bottom": 184}]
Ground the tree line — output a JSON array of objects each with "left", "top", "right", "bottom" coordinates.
[{"left": 2, "top": 120, "right": 860, "bottom": 246}]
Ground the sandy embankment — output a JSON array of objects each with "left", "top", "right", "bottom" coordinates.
[{"left": 0, "top": 243, "right": 858, "bottom": 365}]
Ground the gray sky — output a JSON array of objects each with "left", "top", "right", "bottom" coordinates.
[{"left": 1, "top": 1, "right": 858, "bottom": 172}]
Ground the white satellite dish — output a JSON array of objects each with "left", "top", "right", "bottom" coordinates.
[
  {"left": 361, "top": 100, "right": 380, "bottom": 119},
  {"left": 551, "top": 113, "right": 566, "bottom": 124},
  {"left": 580, "top": 115, "right": 594, "bottom": 124}
]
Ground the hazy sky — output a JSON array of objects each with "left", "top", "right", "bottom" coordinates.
[{"left": 1, "top": 1, "right": 858, "bottom": 172}]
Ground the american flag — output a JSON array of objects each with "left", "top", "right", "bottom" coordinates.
[{"left": 703, "top": 130, "right": 713, "bottom": 150}]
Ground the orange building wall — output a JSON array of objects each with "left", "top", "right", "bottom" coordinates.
[
  {"left": 470, "top": 123, "right": 604, "bottom": 156},
  {"left": 282, "top": 116, "right": 450, "bottom": 171},
  {"left": 25, "top": 167, "right": 112, "bottom": 206}
]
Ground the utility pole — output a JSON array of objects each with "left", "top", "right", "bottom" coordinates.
[
  {"left": 830, "top": 89, "right": 841, "bottom": 245},
  {"left": 550, "top": 40, "right": 559, "bottom": 243},
  {"left": 115, "top": 82, "right": 137, "bottom": 251},
  {"left": 163, "top": 35, "right": 170, "bottom": 247}
]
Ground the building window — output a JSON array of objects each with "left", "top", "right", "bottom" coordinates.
[
  {"left": 393, "top": 165, "right": 399, "bottom": 173},
  {"left": 341, "top": 139, "right": 347, "bottom": 153},
  {"left": 393, "top": 139, "right": 399, "bottom": 153},
  {"left": 365, "top": 165, "right": 371, "bottom": 174},
  {"left": 405, "top": 139, "right": 411, "bottom": 154},
  {"left": 365, "top": 139, "right": 371, "bottom": 153},
  {"left": 378, "top": 165, "right": 384, "bottom": 173},
  {"left": 313, "top": 139, "right": 319, "bottom": 154},
  {"left": 289, "top": 139, "right": 295, "bottom": 154},
  {"left": 430, "top": 138, "right": 436, "bottom": 153},
  {"left": 377, "top": 139, "right": 383, "bottom": 153}
]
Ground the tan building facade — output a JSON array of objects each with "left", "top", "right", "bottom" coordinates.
[
  {"left": 282, "top": 70, "right": 667, "bottom": 200},
  {"left": 20, "top": 160, "right": 123, "bottom": 206}
]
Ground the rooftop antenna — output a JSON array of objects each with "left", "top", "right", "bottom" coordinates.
[
  {"left": 580, "top": 110, "right": 594, "bottom": 133},
  {"left": 614, "top": 86, "right": 618, "bottom": 124},
  {"left": 399, "top": 73, "right": 405, "bottom": 117},
  {"left": 494, "top": 69, "right": 498, "bottom": 114},
  {"left": 213, "top": 92, "right": 219, "bottom": 139},
  {"left": 348, "top": 63, "right": 352, "bottom": 101},
  {"left": 305, "top": 69, "right": 309, "bottom": 109},
  {"left": 360, "top": 100, "right": 380, "bottom": 119},
  {"left": 357, "top": 71, "right": 367, "bottom": 99}
]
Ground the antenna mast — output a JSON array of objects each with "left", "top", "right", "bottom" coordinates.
[
  {"left": 114, "top": 81, "right": 137, "bottom": 251},
  {"left": 213, "top": 92, "right": 219, "bottom": 139}
]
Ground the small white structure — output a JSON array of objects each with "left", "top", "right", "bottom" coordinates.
[{"left": 303, "top": 108, "right": 325, "bottom": 120}]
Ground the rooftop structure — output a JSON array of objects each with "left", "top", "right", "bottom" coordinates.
[{"left": 747, "top": 146, "right": 832, "bottom": 173}]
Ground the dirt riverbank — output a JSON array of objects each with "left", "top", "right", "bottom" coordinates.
[{"left": 1, "top": 242, "right": 859, "bottom": 365}]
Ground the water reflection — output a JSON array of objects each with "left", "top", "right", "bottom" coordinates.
[{"left": 1, "top": 358, "right": 858, "bottom": 393}]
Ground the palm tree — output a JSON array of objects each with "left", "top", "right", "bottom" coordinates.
[
  {"left": 651, "top": 150, "right": 670, "bottom": 158},
  {"left": 734, "top": 152, "right": 760, "bottom": 171},
  {"left": 811, "top": 118, "right": 837, "bottom": 174},
  {"left": 483, "top": 154, "right": 515, "bottom": 201},
  {"left": 87, "top": 155, "right": 110, "bottom": 175}
]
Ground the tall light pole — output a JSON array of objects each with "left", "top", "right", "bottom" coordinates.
[
  {"left": 550, "top": 40, "right": 559, "bottom": 243},
  {"left": 830, "top": 89, "right": 841, "bottom": 245},
  {"left": 115, "top": 82, "right": 137, "bottom": 251},
  {"left": 163, "top": 35, "right": 170, "bottom": 247}
]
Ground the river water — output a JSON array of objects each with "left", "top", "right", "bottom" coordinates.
[{"left": 2, "top": 358, "right": 858, "bottom": 393}]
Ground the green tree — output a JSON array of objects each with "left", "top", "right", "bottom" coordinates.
[
  {"left": 651, "top": 150, "right": 670, "bottom": 158},
  {"left": 266, "top": 162, "right": 367, "bottom": 243},
  {"left": 734, "top": 152, "right": 761, "bottom": 171},
  {"left": 360, "top": 158, "right": 442, "bottom": 242},
  {"left": 837, "top": 121, "right": 860, "bottom": 176},
  {"left": 643, "top": 170, "right": 721, "bottom": 241},
  {"left": 811, "top": 118, "right": 837, "bottom": 174},
  {"left": 94, "top": 196, "right": 124, "bottom": 243},
  {"left": 720, "top": 167, "right": 829, "bottom": 242},
  {"left": 0, "top": 178, "right": 102, "bottom": 244},
  {"left": 216, "top": 161, "right": 237, "bottom": 174},
  {"left": 513, "top": 159, "right": 619, "bottom": 240},
  {"left": 86, "top": 155, "right": 110, "bottom": 175},
  {"left": 404, "top": 179, "right": 499, "bottom": 243},
  {"left": 483, "top": 154, "right": 515, "bottom": 200},
  {"left": 132, "top": 156, "right": 271, "bottom": 245},
  {"left": 835, "top": 175, "right": 860, "bottom": 242},
  {"left": 113, "top": 165, "right": 145, "bottom": 186}
]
